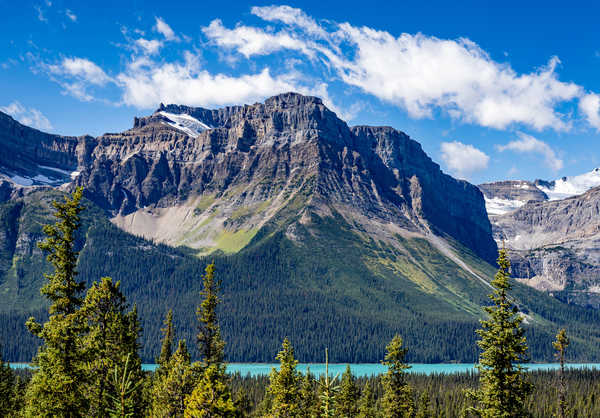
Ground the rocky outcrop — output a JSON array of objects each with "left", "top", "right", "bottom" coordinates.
[
  {"left": 65, "top": 93, "right": 496, "bottom": 263},
  {"left": 479, "top": 180, "right": 548, "bottom": 202}
]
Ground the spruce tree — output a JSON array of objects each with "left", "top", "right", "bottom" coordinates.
[
  {"left": 24, "top": 187, "right": 89, "bottom": 417},
  {"left": 553, "top": 329, "right": 569, "bottom": 418},
  {"left": 157, "top": 310, "right": 175, "bottom": 370},
  {"left": 265, "top": 337, "right": 301, "bottom": 417},
  {"left": 336, "top": 365, "right": 360, "bottom": 417},
  {"left": 317, "top": 348, "right": 339, "bottom": 418},
  {"left": 82, "top": 277, "right": 141, "bottom": 417},
  {"left": 468, "top": 248, "right": 533, "bottom": 417},
  {"left": 184, "top": 263, "right": 235, "bottom": 417},
  {"left": 357, "top": 383, "right": 376, "bottom": 418},
  {"left": 298, "top": 367, "right": 318, "bottom": 418},
  {"left": 381, "top": 334, "right": 414, "bottom": 418},
  {"left": 415, "top": 390, "right": 432, "bottom": 418},
  {"left": 151, "top": 339, "right": 196, "bottom": 417},
  {"left": 0, "top": 347, "right": 16, "bottom": 417}
]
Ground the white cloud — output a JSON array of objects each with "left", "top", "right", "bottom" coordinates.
[
  {"left": 46, "top": 57, "right": 112, "bottom": 101},
  {"left": 497, "top": 132, "right": 563, "bottom": 171},
  {"left": 135, "top": 38, "right": 162, "bottom": 55},
  {"left": 202, "top": 19, "right": 312, "bottom": 58},
  {"left": 35, "top": 5, "right": 47, "bottom": 22},
  {"left": 116, "top": 52, "right": 303, "bottom": 109},
  {"left": 251, "top": 5, "right": 327, "bottom": 38},
  {"left": 579, "top": 93, "right": 600, "bottom": 130},
  {"left": 154, "top": 17, "right": 178, "bottom": 41},
  {"left": 65, "top": 9, "right": 77, "bottom": 22},
  {"left": 440, "top": 141, "right": 489, "bottom": 179},
  {"left": 1, "top": 101, "right": 53, "bottom": 130}
]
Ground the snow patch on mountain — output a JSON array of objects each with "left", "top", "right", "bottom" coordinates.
[
  {"left": 158, "top": 111, "right": 211, "bottom": 138},
  {"left": 538, "top": 168, "right": 600, "bottom": 200},
  {"left": 484, "top": 196, "right": 526, "bottom": 215}
]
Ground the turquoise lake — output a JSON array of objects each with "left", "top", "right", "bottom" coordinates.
[{"left": 10, "top": 362, "right": 600, "bottom": 376}]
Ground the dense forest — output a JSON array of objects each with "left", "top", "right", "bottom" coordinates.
[{"left": 0, "top": 187, "right": 598, "bottom": 417}]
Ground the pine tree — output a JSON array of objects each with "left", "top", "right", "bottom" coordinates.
[
  {"left": 415, "top": 390, "right": 432, "bottom": 418},
  {"left": 553, "top": 329, "right": 569, "bottom": 418},
  {"left": 184, "top": 263, "right": 235, "bottom": 417},
  {"left": 122, "top": 304, "right": 146, "bottom": 415},
  {"left": 298, "top": 367, "right": 318, "bottom": 418},
  {"left": 336, "top": 365, "right": 360, "bottom": 417},
  {"left": 381, "top": 335, "right": 414, "bottom": 418},
  {"left": 0, "top": 347, "right": 16, "bottom": 417},
  {"left": 357, "top": 383, "right": 376, "bottom": 418},
  {"left": 467, "top": 248, "right": 533, "bottom": 418},
  {"left": 24, "top": 187, "right": 90, "bottom": 417},
  {"left": 265, "top": 337, "right": 301, "bottom": 417},
  {"left": 157, "top": 310, "right": 175, "bottom": 370},
  {"left": 106, "top": 353, "right": 143, "bottom": 418},
  {"left": 82, "top": 277, "right": 141, "bottom": 417},
  {"left": 318, "top": 348, "right": 339, "bottom": 418},
  {"left": 151, "top": 340, "right": 196, "bottom": 417}
]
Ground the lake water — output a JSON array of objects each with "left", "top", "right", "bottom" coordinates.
[{"left": 10, "top": 362, "right": 600, "bottom": 376}]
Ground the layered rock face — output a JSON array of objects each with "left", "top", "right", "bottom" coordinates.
[
  {"left": 64, "top": 93, "right": 496, "bottom": 262},
  {"left": 491, "top": 187, "right": 600, "bottom": 306},
  {"left": 0, "top": 93, "right": 497, "bottom": 263}
]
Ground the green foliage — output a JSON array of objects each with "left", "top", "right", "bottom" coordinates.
[
  {"left": 196, "top": 263, "right": 225, "bottom": 368},
  {"left": 82, "top": 276, "right": 143, "bottom": 416},
  {"left": 415, "top": 389, "right": 432, "bottom": 418},
  {"left": 106, "top": 353, "right": 143, "bottom": 418},
  {"left": 298, "top": 367, "right": 318, "bottom": 418},
  {"left": 184, "top": 364, "right": 236, "bottom": 417},
  {"left": 336, "top": 365, "right": 360, "bottom": 417},
  {"left": 382, "top": 335, "right": 414, "bottom": 418},
  {"left": 468, "top": 248, "right": 533, "bottom": 417},
  {"left": 24, "top": 187, "right": 90, "bottom": 417},
  {"left": 151, "top": 340, "right": 196, "bottom": 417},
  {"left": 357, "top": 383, "right": 377, "bottom": 418},
  {"left": 265, "top": 338, "right": 301, "bottom": 417},
  {"left": 553, "top": 329, "right": 569, "bottom": 418},
  {"left": 0, "top": 348, "right": 16, "bottom": 417},
  {"left": 157, "top": 309, "right": 175, "bottom": 370},
  {"left": 317, "top": 348, "right": 340, "bottom": 417}
]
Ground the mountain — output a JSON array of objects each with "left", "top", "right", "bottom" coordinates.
[
  {"left": 2, "top": 93, "right": 600, "bottom": 363},
  {"left": 480, "top": 170, "right": 600, "bottom": 307}
]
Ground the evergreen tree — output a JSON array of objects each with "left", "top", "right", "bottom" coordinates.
[
  {"left": 106, "top": 353, "right": 143, "bottom": 418},
  {"left": 0, "top": 347, "right": 16, "bottom": 417},
  {"left": 381, "top": 335, "right": 414, "bottom": 418},
  {"left": 185, "top": 263, "right": 236, "bottom": 417},
  {"left": 467, "top": 248, "right": 533, "bottom": 418},
  {"left": 298, "top": 367, "right": 318, "bottom": 418},
  {"left": 317, "top": 348, "right": 339, "bottom": 418},
  {"left": 415, "top": 390, "right": 432, "bottom": 418},
  {"left": 336, "top": 365, "right": 360, "bottom": 417},
  {"left": 82, "top": 277, "right": 141, "bottom": 417},
  {"left": 24, "top": 187, "right": 89, "bottom": 417},
  {"left": 265, "top": 337, "right": 301, "bottom": 417},
  {"left": 151, "top": 339, "right": 196, "bottom": 417},
  {"left": 122, "top": 304, "right": 146, "bottom": 415},
  {"left": 157, "top": 310, "right": 175, "bottom": 370},
  {"left": 553, "top": 329, "right": 569, "bottom": 418},
  {"left": 357, "top": 383, "right": 376, "bottom": 418},
  {"left": 233, "top": 387, "right": 252, "bottom": 417}
]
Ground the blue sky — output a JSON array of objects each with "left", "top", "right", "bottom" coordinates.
[{"left": 2, "top": 0, "right": 600, "bottom": 184}]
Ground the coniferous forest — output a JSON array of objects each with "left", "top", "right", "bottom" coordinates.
[{"left": 3, "top": 188, "right": 600, "bottom": 417}]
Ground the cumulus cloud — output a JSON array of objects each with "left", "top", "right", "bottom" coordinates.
[
  {"left": 440, "top": 141, "right": 489, "bottom": 179},
  {"left": 497, "top": 132, "right": 563, "bottom": 171},
  {"left": 46, "top": 57, "right": 112, "bottom": 101},
  {"left": 1, "top": 101, "right": 53, "bottom": 130},
  {"left": 154, "top": 17, "right": 178, "bottom": 41},
  {"left": 202, "top": 19, "right": 312, "bottom": 58},
  {"left": 251, "top": 5, "right": 327, "bottom": 38},
  {"left": 579, "top": 93, "right": 600, "bottom": 130}
]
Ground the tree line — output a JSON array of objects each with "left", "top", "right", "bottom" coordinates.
[{"left": 0, "top": 188, "right": 583, "bottom": 416}]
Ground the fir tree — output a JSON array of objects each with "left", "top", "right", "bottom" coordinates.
[
  {"left": 157, "top": 310, "right": 175, "bottom": 370},
  {"left": 357, "top": 383, "right": 376, "bottom": 418},
  {"left": 298, "top": 367, "right": 318, "bottom": 418},
  {"left": 265, "top": 337, "right": 301, "bottom": 417},
  {"left": 317, "top": 348, "right": 339, "bottom": 418},
  {"left": 122, "top": 304, "right": 146, "bottom": 415},
  {"left": 415, "top": 390, "right": 432, "bottom": 418},
  {"left": 336, "top": 365, "right": 360, "bottom": 417},
  {"left": 106, "top": 353, "right": 143, "bottom": 418},
  {"left": 151, "top": 339, "right": 196, "bottom": 417},
  {"left": 553, "top": 329, "right": 569, "bottom": 418},
  {"left": 24, "top": 187, "right": 90, "bottom": 417},
  {"left": 184, "top": 263, "right": 236, "bottom": 417},
  {"left": 81, "top": 277, "right": 144, "bottom": 417},
  {"left": 0, "top": 347, "right": 16, "bottom": 417},
  {"left": 381, "top": 335, "right": 414, "bottom": 418},
  {"left": 467, "top": 248, "right": 533, "bottom": 418}
]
